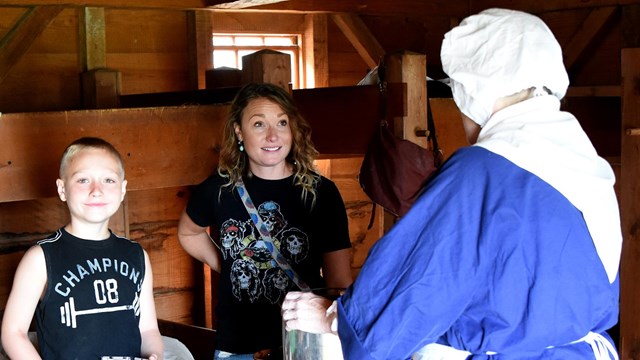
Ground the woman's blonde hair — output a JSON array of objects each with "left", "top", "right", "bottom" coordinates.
[{"left": 218, "top": 83, "right": 320, "bottom": 206}]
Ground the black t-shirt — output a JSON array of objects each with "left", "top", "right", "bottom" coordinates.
[{"left": 186, "top": 173, "right": 351, "bottom": 353}]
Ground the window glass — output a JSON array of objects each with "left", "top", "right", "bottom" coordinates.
[
  {"left": 212, "top": 36, "right": 234, "bottom": 46},
  {"left": 213, "top": 50, "right": 237, "bottom": 69},
  {"left": 235, "top": 36, "right": 263, "bottom": 46}
]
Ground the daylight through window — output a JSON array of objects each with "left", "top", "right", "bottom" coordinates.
[{"left": 212, "top": 34, "right": 301, "bottom": 88}]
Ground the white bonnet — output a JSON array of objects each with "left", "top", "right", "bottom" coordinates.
[{"left": 440, "top": 8, "right": 569, "bottom": 126}]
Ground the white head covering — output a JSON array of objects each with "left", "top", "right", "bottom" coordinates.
[
  {"left": 440, "top": 8, "right": 569, "bottom": 126},
  {"left": 440, "top": 8, "right": 622, "bottom": 283}
]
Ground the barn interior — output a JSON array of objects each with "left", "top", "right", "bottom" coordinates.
[{"left": 1, "top": 1, "right": 639, "bottom": 358}]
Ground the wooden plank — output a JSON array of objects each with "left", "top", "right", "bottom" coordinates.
[
  {"left": 154, "top": 291, "right": 198, "bottom": 324},
  {"left": 292, "top": 84, "right": 405, "bottom": 157},
  {"left": 211, "top": 11, "right": 306, "bottom": 33},
  {"left": 0, "top": 252, "right": 24, "bottom": 309},
  {"left": 105, "top": 9, "right": 189, "bottom": 53},
  {"left": 120, "top": 85, "right": 404, "bottom": 155},
  {"left": 331, "top": 13, "right": 385, "bottom": 69},
  {"left": 315, "top": 157, "right": 383, "bottom": 278},
  {"left": 619, "top": 47, "right": 640, "bottom": 360},
  {"left": 0, "top": 105, "right": 226, "bottom": 203},
  {"left": 0, "top": 5, "right": 63, "bottom": 84},
  {"left": 430, "top": 98, "right": 468, "bottom": 160},
  {"left": 563, "top": 6, "right": 617, "bottom": 70}
]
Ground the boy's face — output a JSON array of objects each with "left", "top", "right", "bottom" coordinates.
[{"left": 56, "top": 148, "right": 127, "bottom": 226}]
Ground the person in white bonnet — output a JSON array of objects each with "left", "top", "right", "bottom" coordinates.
[{"left": 281, "top": 8, "right": 621, "bottom": 360}]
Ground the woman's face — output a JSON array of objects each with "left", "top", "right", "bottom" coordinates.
[{"left": 235, "top": 97, "right": 293, "bottom": 179}]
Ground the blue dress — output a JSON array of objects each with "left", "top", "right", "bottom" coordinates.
[{"left": 338, "top": 146, "right": 619, "bottom": 359}]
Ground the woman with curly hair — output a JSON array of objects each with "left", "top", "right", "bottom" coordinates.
[{"left": 178, "top": 82, "right": 352, "bottom": 360}]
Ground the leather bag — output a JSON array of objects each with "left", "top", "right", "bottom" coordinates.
[{"left": 358, "top": 73, "right": 444, "bottom": 218}]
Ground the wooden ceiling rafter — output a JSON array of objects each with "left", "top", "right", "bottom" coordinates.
[
  {"left": 0, "top": 5, "right": 64, "bottom": 85},
  {"left": 563, "top": 6, "right": 618, "bottom": 71},
  {"left": 206, "top": 0, "right": 291, "bottom": 9},
  {"left": 330, "top": 13, "right": 385, "bottom": 69}
]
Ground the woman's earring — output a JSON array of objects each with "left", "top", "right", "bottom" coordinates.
[{"left": 238, "top": 140, "right": 244, "bottom": 152}]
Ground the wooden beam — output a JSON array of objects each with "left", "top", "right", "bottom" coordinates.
[
  {"left": 0, "top": 1, "right": 210, "bottom": 9},
  {"left": 0, "top": 0, "right": 468, "bottom": 16},
  {"left": 563, "top": 6, "right": 617, "bottom": 70},
  {"left": 79, "top": 7, "right": 106, "bottom": 71},
  {"left": 384, "top": 51, "right": 428, "bottom": 147},
  {"left": 303, "top": 13, "right": 328, "bottom": 88},
  {"left": 0, "top": 86, "right": 401, "bottom": 202},
  {"left": 206, "top": 0, "right": 290, "bottom": 8},
  {"left": 619, "top": 47, "right": 640, "bottom": 360},
  {"left": 230, "top": 0, "right": 470, "bottom": 18},
  {"left": 0, "top": 0, "right": 630, "bottom": 14},
  {"left": 0, "top": 5, "right": 63, "bottom": 84},
  {"left": 0, "top": 105, "right": 226, "bottom": 203},
  {"left": 470, "top": 0, "right": 639, "bottom": 14},
  {"left": 330, "top": 13, "right": 385, "bottom": 69}
]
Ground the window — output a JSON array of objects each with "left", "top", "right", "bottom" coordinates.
[{"left": 212, "top": 34, "right": 301, "bottom": 89}]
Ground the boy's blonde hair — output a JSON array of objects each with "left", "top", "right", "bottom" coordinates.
[{"left": 59, "top": 137, "right": 125, "bottom": 179}]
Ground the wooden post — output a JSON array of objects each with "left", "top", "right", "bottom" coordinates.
[
  {"left": 81, "top": 69, "right": 121, "bottom": 109},
  {"left": 187, "top": 10, "right": 213, "bottom": 90},
  {"left": 79, "top": 7, "right": 121, "bottom": 109},
  {"left": 384, "top": 51, "right": 428, "bottom": 148},
  {"left": 303, "top": 14, "right": 329, "bottom": 88},
  {"left": 78, "top": 7, "right": 106, "bottom": 71},
  {"left": 381, "top": 51, "right": 428, "bottom": 231},
  {"left": 619, "top": 47, "right": 640, "bottom": 360},
  {"left": 241, "top": 49, "right": 291, "bottom": 90}
]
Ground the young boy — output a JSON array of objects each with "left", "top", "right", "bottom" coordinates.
[{"left": 1, "top": 137, "right": 163, "bottom": 360}]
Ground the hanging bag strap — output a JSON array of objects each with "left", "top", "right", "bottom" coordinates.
[{"left": 236, "top": 177, "right": 311, "bottom": 291}]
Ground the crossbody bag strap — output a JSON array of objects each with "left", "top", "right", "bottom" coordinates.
[{"left": 236, "top": 178, "right": 311, "bottom": 291}]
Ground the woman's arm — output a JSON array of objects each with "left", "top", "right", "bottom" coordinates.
[
  {"left": 322, "top": 249, "right": 353, "bottom": 289},
  {"left": 139, "top": 250, "right": 164, "bottom": 360},
  {"left": 177, "top": 209, "right": 222, "bottom": 272},
  {"left": 1, "top": 245, "right": 47, "bottom": 359}
]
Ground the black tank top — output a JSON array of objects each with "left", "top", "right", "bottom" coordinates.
[{"left": 36, "top": 228, "right": 145, "bottom": 359}]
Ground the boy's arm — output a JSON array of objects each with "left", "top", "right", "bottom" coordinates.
[
  {"left": 1, "top": 245, "right": 46, "bottom": 359},
  {"left": 139, "top": 250, "right": 164, "bottom": 360}
]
